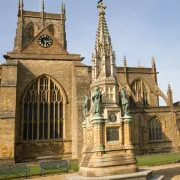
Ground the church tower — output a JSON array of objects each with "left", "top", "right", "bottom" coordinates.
[
  {"left": 0, "top": 0, "right": 84, "bottom": 163},
  {"left": 14, "top": 0, "right": 67, "bottom": 51}
]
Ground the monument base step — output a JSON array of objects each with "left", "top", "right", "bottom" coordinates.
[{"left": 64, "top": 169, "right": 164, "bottom": 180}]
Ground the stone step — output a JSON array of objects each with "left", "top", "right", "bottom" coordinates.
[
  {"left": 65, "top": 169, "right": 164, "bottom": 180},
  {"left": 148, "top": 175, "right": 164, "bottom": 180}
]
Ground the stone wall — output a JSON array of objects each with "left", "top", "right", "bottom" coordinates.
[
  {"left": 14, "top": 59, "right": 74, "bottom": 161},
  {"left": 0, "top": 57, "right": 179, "bottom": 162},
  {"left": 0, "top": 119, "right": 15, "bottom": 160},
  {"left": 0, "top": 61, "right": 17, "bottom": 162}
]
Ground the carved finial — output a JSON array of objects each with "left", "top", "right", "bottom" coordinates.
[
  {"left": 113, "top": 51, "right": 116, "bottom": 60},
  {"left": 152, "top": 56, "right": 156, "bottom": 68},
  {"left": 167, "top": 84, "right": 173, "bottom": 94},
  {"left": 18, "top": 0, "right": 21, "bottom": 10},
  {"left": 167, "top": 84, "right": 173, "bottom": 107},
  {"left": 61, "top": 2, "right": 66, "bottom": 21},
  {"left": 97, "top": 2, "right": 107, "bottom": 16},
  {"left": 41, "top": 0, "right": 44, "bottom": 12},
  {"left": 64, "top": 3, "right": 66, "bottom": 20},
  {"left": 20, "top": 0, "right": 24, "bottom": 18},
  {"left": 61, "top": 2, "right": 64, "bottom": 13},
  {"left": 152, "top": 56, "right": 155, "bottom": 62},
  {"left": 123, "top": 55, "right": 127, "bottom": 66},
  {"left": 18, "top": 0, "right": 21, "bottom": 16},
  {"left": 138, "top": 60, "right": 143, "bottom": 68},
  {"left": 21, "top": 0, "right": 24, "bottom": 8},
  {"left": 168, "top": 84, "right": 172, "bottom": 91}
]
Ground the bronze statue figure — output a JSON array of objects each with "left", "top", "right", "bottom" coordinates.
[
  {"left": 121, "top": 87, "right": 129, "bottom": 116},
  {"left": 92, "top": 86, "right": 102, "bottom": 115}
]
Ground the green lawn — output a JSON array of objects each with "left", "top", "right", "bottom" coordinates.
[
  {"left": 0, "top": 161, "right": 79, "bottom": 179},
  {"left": 136, "top": 153, "right": 180, "bottom": 166},
  {"left": 0, "top": 153, "right": 180, "bottom": 179}
]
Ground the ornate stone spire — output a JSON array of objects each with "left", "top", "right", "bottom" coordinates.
[{"left": 92, "top": 2, "right": 116, "bottom": 80}]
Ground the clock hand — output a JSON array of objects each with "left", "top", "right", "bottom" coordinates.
[{"left": 44, "top": 39, "right": 47, "bottom": 47}]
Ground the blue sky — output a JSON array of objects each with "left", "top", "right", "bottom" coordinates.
[{"left": 0, "top": 0, "right": 180, "bottom": 104}]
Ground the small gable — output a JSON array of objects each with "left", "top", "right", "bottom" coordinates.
[{"left": 21, "top": 28, "right": 68, "bottom": 54}]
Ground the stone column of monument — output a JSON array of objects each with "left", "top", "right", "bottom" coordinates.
[
  {"left": 79, "top": 2, "right": 137, "bottom": 177},
  {"left": 92, "top": 119, "right": 104, "bottom": 152},
  {"left": 124, "top": 116, "right": 133, "bottom": 147}
]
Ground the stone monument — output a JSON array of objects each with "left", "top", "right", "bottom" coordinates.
[
  {"left": 79, "top": 2, "right": 137, "bottom": 177},
  {"left": 65, "top": 2, "right": 164, "bottom": 180}
]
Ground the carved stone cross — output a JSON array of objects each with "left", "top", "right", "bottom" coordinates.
[{"left": 97, "top": 2, "right": 107, "bottom": 11}]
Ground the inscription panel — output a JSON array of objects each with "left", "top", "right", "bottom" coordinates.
[{"left": 106, "top": 127, "right": 119, "bottom": 142}]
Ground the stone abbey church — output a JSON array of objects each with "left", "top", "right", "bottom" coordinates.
[{"left": 0, "top": 0, "right": 180, "bottom": 163}]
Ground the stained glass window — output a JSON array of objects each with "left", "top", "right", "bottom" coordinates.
[
  {"left": 22, "top": 76, "right": 63, "bottom": 141},
  {"left": 149, "top": 116, "right": 162, "bottom": 141}
]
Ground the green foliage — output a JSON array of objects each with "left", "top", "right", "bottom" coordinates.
[{"left": 137, "top": 153, "right": 180, "bottom": 166}]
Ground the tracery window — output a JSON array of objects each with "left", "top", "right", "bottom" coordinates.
[
  {"left": 131, "top": 79, "right": 149, "bottom": 107},
  {"left": 148, "top": 116, "right": 162, "bottom": 141},
  {"left": 26, "top": 22, "right": 34, "bottom": 43},
  {"left": 22, "top": 76, "right": 63, "bottom": 141},
  {"left": 47, "top": 24, "right": 54, "bottom": 36}
]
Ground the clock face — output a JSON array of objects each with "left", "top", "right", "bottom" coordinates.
[{"left": 38, "top": 34, "right": 53, "bottom": 48}]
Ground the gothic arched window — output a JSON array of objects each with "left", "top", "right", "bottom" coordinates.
[
  {"left": 148, "top": 116, "right": 162, "bottom": 141},
  {"left": 22, "top": 76, "right": 64, "bottom": 141},
  {"left": 26, "top": 22, "right": 34, "bottom": 43},
  {"left": 47, "top": 24, "right": 54, "bottom": 36},
  {"left": 131, "top": 79, "right": 149, "bottom": 107}
]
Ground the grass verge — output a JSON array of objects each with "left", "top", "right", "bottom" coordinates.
[
  {"left": 136, "top": 153, "right": 180, "bottom": 166},
  {"left": 0, "top": 153, "right": 180, "bottom": 179},
  {"left": 0, "top": 161, "right": 79, "bottom": 179}
]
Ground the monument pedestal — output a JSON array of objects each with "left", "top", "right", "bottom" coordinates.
[{"left": 79, "top": 115, "right": 138, "bottom": 177}]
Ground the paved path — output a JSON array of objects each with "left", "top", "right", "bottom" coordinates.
[
  {"left": 30, "top": 163, "right": 180, "bottom": 180},
  {"left": 141, "top": 163, "right": 180, "bottom": 180}
]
